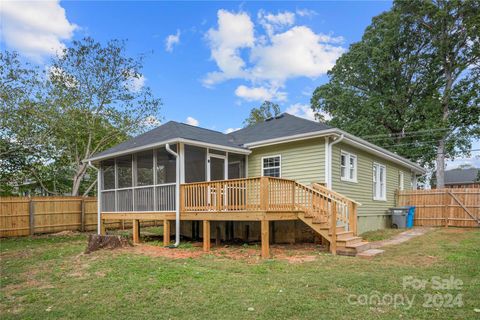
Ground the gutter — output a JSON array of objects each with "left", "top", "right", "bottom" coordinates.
[
  {"left": 165, "top": 143, "right": 180, "bottom": 248},
  {"left": 87, "top": 161, "right": 102, "bottom": 235},
  {"left": 327, "top": 134, "right": 344, "bottom": 188}
]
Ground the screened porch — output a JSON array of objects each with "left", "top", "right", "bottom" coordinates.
[{"left": 99, "top": 143, "right": 247, "bottom": 213}]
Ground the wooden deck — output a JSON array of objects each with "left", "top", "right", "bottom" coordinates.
[{"left": 101, "top": 177, "right": 367, "bottom": 257}]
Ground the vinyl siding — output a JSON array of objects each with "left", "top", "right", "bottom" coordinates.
[
  {"left": 247, "top": 138, "right": 326, "bottom": 185},
  {"left": 331, "top": 142, "right": 415, "bottom": 232}
]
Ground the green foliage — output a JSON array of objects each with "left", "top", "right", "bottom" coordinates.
[
  {"left": 243, "top": 101, "right": 281, "bottom": 127},
  {"left": 1, "top": 38, "right": 162, "bottom": 196},
  {"left": 311, "top": 0, "right": 480, "bottom": 169}
]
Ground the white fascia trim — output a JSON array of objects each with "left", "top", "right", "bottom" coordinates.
[
  {"left": 86, "top": 138, "right": 251, "bottom": 162},
  {"left": 244, "top": 128, "right": 425, "bottom": 174},
  {"left": 244, "top": 129, "right": 337, "bottom": 149}
]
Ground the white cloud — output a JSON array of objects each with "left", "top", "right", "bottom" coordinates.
[
  {"left": 125, "top": 74, "right": 146, "bottom": 92},
  {"left": 203, "top": 10, "right": 255, "bottom": 87},
  {"left": 185, "top": 116, "right": 199, "bottom": 126},
  {"left": 258, "top": 10, "right": 295, "bottom": 36},
  {"left": 234, "top": 85, "right": 286, "bottom": 102},
  {"left": 250, "top": 26, "right": 345, "bottom": 83},
  {"left": 225, "top": 127, "right": 241, "bottom": 134},
  {"left": 0, "top": 0, "right": 77, "bottom": 61},
  {"left": 296, "top": 9, "right": 317, "bottom": 17},
  {"left": 203, "top": 9, "right": 345, "bottom": 102},
  {"left": 286, "top": 103, "right": 332, "bottom": 121},
  {"left": 165, "top": 30, "right": 181, "bottom": 52}
]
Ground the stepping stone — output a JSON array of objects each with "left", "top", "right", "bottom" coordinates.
[{"left": 357, "top": 249, "right": 384, "bottom": 259}]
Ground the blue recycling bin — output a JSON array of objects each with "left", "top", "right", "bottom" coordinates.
[{"left": 406, "top": 206, "right": 415, "bottom": 228}]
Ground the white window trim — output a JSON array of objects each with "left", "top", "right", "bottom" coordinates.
[
  {"left": 373, "top": 162, "right": 387, "bottom": 201},
  {"left": 261, "top": 155, "right": 282, "bottom": 178},
  {"left": 399, "top": 171, "right": 404, "bottom": 191},
  {"left": 340, "top": 150, "right": 357, "bottom": 183}
]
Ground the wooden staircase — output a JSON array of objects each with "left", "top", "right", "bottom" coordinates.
[{"left": 294, "top": 182, "right": 369, "bottom": 256}]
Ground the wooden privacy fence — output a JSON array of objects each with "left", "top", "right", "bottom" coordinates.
[
  {"left": 397, "top": 189, "right": 480, "bottom": 227},
  {"left": 0, "top": 196, "right": 158, "bottom": 237}
]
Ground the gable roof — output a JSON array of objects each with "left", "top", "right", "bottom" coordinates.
[
  {"left": 228, "top": 113, "right": 331, "bottom": 145},
  {"left": 86, "top": 113, "right": 425, "bottom": 173},
  {"left": 90, "top": 121, "right": 248, "bottom": 161},
  {"left": 445, "top": 167, "right": 479, "bottom": 185}
]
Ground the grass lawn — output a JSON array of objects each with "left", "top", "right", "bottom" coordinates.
[
  {"left": 360, "top": 228, "right": 406, "bottom": 242},
  {"left": 1, "top": 228, "right": 479, "bottom": 319}
]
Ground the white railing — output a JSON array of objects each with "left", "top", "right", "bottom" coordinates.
[{"left": 101, "top": 183, "right": 176, "bottom": 212}]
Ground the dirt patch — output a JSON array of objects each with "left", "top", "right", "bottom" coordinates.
[
  {"left": 127, "top": 242, "right": 325, "bottom": 263},
  {"left": 51, "top": 230, "right": 77, "bottom": 237}
]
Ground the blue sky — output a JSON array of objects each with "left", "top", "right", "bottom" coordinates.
[{"left": 1, "top": 1, "right": 478, "bottom": 168}]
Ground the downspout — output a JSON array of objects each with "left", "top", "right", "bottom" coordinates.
[
  {"left": 327, "top": 134, "right": 344, "bottom": 189},
  {"left": 165, "top": 143, "right": 180, "bottom": 248},
  {"left": 87, "top": 161, "right": 101, "bottom": 235}
]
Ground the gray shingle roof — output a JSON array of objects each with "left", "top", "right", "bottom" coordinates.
[
  {"left": 92, "top": 121, "right": 245, "bottom": 159},
  {"left": 445, "top": 168, "right": 480, "bottom": 184},
  {"left": 228, "top": 113, "right": 331, "bottom": 145},
  {"left": 90, "top": 113, "right": 332, "bottom": 160}
]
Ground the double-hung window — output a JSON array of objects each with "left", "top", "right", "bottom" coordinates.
[
  {"left": 262, "top": 155, "right": 281, "bottom": 177},
  {"left": 340, "top": 151, "right": 357, "bottom": 182},
  {"left": 373, "top": 163, "right": 386, "bottom": 201}
]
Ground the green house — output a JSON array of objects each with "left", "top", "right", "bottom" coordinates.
[{"left": 87, "top": 113, "right": 425, "bottom": 256}]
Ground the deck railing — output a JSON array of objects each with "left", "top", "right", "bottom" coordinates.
[{"left": 180, "top": 177, "right": 359, "bottom": 234}]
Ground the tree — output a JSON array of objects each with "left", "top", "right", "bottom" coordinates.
[
  {"left": 243, "top": 101, "right": 281, "bottom": 127},
  {"left": 311, "top": 0, "right": 480, "bottom": 187},
  {"left": 1, "top": 38, "right": 162, "bottom": 196}
]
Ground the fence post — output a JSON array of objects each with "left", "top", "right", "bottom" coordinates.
[
  {"left": 330, "top": 203, "right": 337, "bottom": 255},
  {"left": 260, "top": 177, "right": 269, "bottom": 211},
  {"left": 80, "top": 198, "right": 85, "bottom": 232},
  {"left": 444, "top": 190, "right": 449, "bottom": 228},
  {"left": 29, "top": 197, "right": 35, "bottom": 236}
]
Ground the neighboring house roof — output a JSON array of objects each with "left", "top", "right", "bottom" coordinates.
[
  {"left": 87, "top": 113, "right": 425, "bottom": 174},
  {"left": 444, "top": 168, "right": 479, "bottom": 185},
  {"left": 228, "top": 113, "right": 331, "bottom": 145}
]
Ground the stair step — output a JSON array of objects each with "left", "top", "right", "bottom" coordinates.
[
  {"left": 336, "top": 231, "right": 354, "bottom": 240},
  {"left": 345, "top": 241, "right": 371, "bottom": 252},
  {"left": 312, "top": 217, "right": 328, "bottom": 224},
  {"left": 336, "top": 237, "right": 362, "bottom": 245}
]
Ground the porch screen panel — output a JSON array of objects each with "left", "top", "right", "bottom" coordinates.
[
  {"left": 102, "top": 159, "right": 115, "bottom": 190},
  {"left": 185, "top": 145, "right": 206, "bottom": 183},
  {"left": 117, "top": 189, "right": 133, "bottom": 211},
  {"left": 101, "top": 191, "right": 115, "bottom": 211},
  {"left": 157, "top": 147, "right": 177, "bottom": 184},
  {"left": 136, "top": 150, "right": 154, "bottom": 186},
  {"left": 117, "top": 155, "right": 133, "bottom": 188},
  {"left": 228, "top": 154, "right": 246, "bottom": 179},
  {"left": 156, "top": 184, "right": 176, "bottom": 211},
  {"left": 135, "top": 187, "right": 154, "bottom": 211}
]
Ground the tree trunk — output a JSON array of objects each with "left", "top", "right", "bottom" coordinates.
[
  {"left": 436, "top": 138, "right": 446, "bottom": 188},
  {"left": 71, "top": 162, "right": 88, "bottom": 196}
]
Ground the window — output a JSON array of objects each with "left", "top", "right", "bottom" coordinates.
[
  {"left": 341, "top": 151, "right": 357, "bottom": 182},
  {"left": 262, "top": 156, "right": 281, "bottom": 177},
  {"left": 101, "top": 159, "right": 115, "bottom": 190},
  {"left": 373, "top": 163, "right": 386, "bottom": 201},
  {"left": 156, "top": 146, "right": 177, "bottom": 184},
  {"left": 399, "top": 171, "right": 404, "bottom": 191},
  {"left": 136, "top": 150, "right": 154, "bottom": 186}
]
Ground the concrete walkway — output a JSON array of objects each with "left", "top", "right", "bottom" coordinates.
[{"left": 357, "top": 227, "right": 432, "bottom": 258}]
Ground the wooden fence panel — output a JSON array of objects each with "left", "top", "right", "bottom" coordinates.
[
  {"left": 0, "top": 196, "right": 159, "bottom": 237},
  {"left": 397, "top": 189, "right": 479, "bottom": 228}
]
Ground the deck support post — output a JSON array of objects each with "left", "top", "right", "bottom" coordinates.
[
  {"left": 261, "top": 219, "right": 270, "bottom": 259},
  {"left": 163, "top": 219, "right": 171, "bottom": 246},
  {"left": 99, "top": 217, "right": 106, "bottom": 236},
  {"left": 203, "top": 220, "right": 211, "bottom": 252},
  {"left": 132, "top": 219, "right": 140, "bottom": 244}
]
